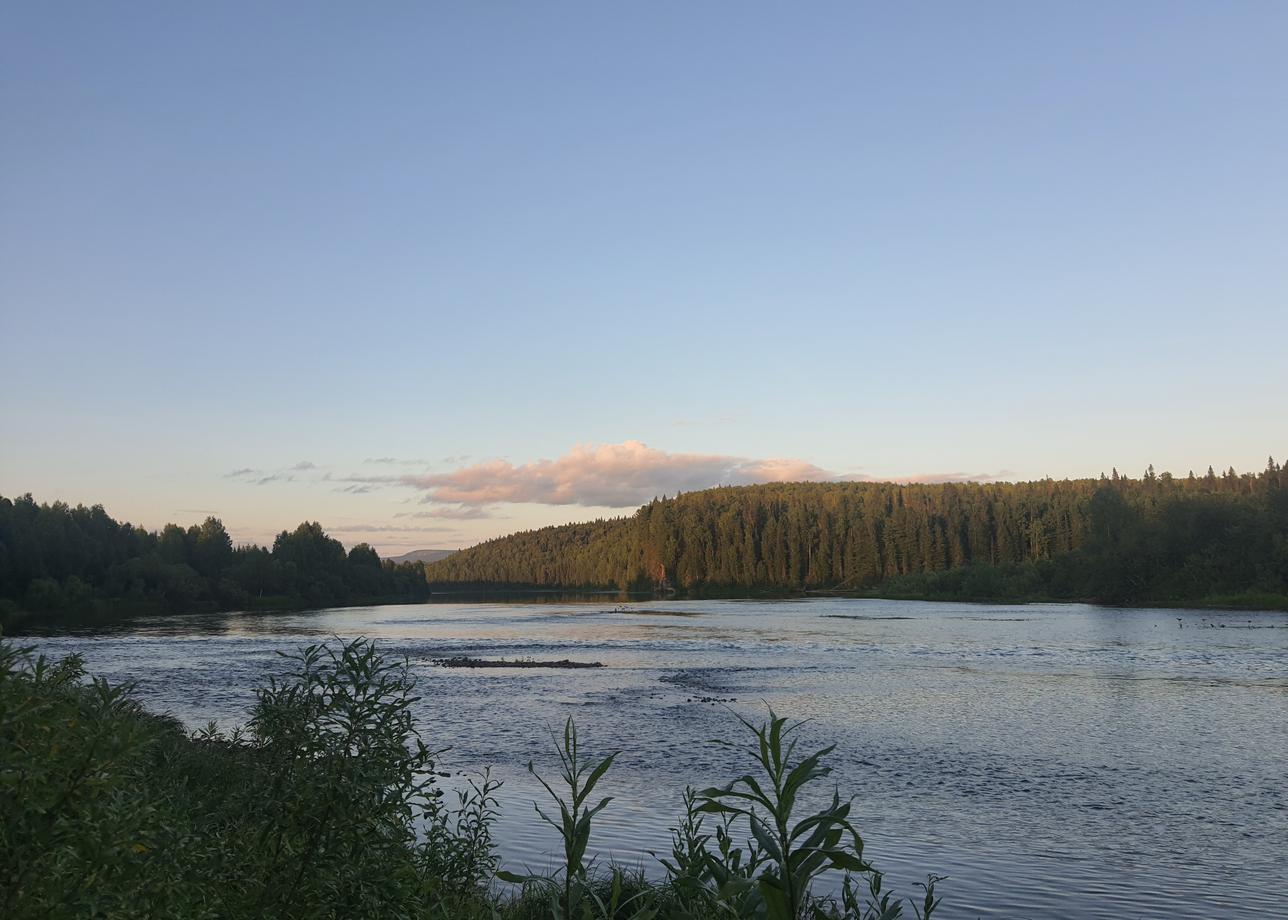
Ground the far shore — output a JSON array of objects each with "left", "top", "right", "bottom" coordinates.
[{"left": 6, "top": 587, "right": 1286, "bottom": 635}]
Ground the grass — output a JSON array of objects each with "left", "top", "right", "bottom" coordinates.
[{"left": 1, "top": 634, "right": 943, "bottom": 919}]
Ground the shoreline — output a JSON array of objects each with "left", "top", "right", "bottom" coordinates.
[{"left": 7, "top": 588, "right": 1286, "bottom": 636}]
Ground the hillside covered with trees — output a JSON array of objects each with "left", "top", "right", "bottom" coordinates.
[
  {"left": 5, "top": 461, "right": 1286, "bottom": 625},
  {"left": 424, "top": 462, "right": 1288, "bottom": 609},
  {"left": 0, "top": 496, "right": 430, "bottom": 627}
]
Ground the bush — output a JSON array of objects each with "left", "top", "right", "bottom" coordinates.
[{"left": 0, "top": 636, "right": 479, "bottom": 919}]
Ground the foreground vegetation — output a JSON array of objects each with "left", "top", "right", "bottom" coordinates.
[
  {"left": 1, "top": 635, "right": 941, "bottom": 920},
  {"left": 425, "top": 462, "right": 1288, "bottom": 609}
]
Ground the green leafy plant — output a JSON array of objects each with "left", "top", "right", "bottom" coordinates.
[
  {"left": 695, "top": 707, "right": 870, "bottom": 919},
  {"left": 244, "top": 637, "right": 442, "bottom": 916},
  {"left": 0, "top": 641, "right": 176, "bottom": 919},
  {"left": 504, "top": 717, "right": 620, "bottom": 917},
  {"left": 678, "top": 706, "right": 944, "bottom": 920},
  {"left": 421, "top": 767, "right": 504, "bottom": 895}
]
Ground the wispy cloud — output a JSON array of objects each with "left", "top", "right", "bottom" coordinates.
[
  {"left": 880, "top": 470, "right": 1015, "bottom": 484},
  {"left": 396, "top": 506, "right": 498, "bottom": 520},
  {"left": 328, "top": 472, "right": 399, "bottom": 485},
  {"left": 227, "top": 462, "right": 315, "bottom": 486},
  {"left": 364, "top": 457, "right": 431, "bottom": 466},
  {"left": 328, "top": 523, "right": 463, "bottom": 534}
]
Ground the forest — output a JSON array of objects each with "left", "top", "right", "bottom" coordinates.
[
  {"left": 423, "top": 461, "right": 1288, "bottom": 609},
  {"left": 3, "top": 461, "right": 1286, "bottom": 626},
  {"left": 0, "top": 496, "right": 430, "bottom": 627}
]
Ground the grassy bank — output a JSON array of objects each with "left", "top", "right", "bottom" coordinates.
[{"left": 1, "top": 635, "right": 942, "bottom": 920}]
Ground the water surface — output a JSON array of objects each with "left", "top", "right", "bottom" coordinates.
[{"left": 21, "top": 599, "right": 1288, "bottom": 919}]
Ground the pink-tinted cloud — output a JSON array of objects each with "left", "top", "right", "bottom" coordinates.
[
  {"left": 328, "top": 523, "right": 461, "bottom": 534},
  {"left": 835, "top": 470, "right": 1015, "bottom": 485},
  {"left": 228, "top": 441, "right": 1014, "bottom": 509},
  {"left": 396, "top": 506, "right": 498, "bottom": 520},
  {"left": 397, "top": 441, "right": 833, "bottom": 508},
  {"left": 892, "top": 470, "right": 1015, "bottom": 484}
]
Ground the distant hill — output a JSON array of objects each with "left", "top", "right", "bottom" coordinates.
[
  {"left": 386, "top": 548, "right": 457, "bottom": 565},
  {"left": 421, "top": 465, "right": 1288, "bottom": 609}
]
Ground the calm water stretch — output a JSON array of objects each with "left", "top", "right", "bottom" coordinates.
[{"left": 21, "top": 599, "right": 1288, "bottom": 919}]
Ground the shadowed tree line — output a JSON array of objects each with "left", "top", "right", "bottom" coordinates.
[
  {"left": 4, "top": 459, "right": 1286, "bottom": 624},
  {"left": 424, "top": 461, "right": 1288, "bottom": 609},
  {"left": 0, "top": 497, "right": 430, "bottom": 626}
]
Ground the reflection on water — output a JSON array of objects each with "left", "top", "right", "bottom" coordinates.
[{"left": 21, "top": 599, "right": 1288, "bottom": 919}]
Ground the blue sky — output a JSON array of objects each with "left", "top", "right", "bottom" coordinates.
[{"left": 2, "top": 2, "right": 1285, "bottom": 552}]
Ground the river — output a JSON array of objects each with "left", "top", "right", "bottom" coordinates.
[{"left": 18, "top": 598, "right": 1288, "bottom": 919}]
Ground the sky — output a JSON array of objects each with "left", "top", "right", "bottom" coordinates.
[{"left": 2, "top": 2, "right": 1285, "bottom": 554}]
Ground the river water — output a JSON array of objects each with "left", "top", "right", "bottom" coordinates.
[{"left": 18, "top": 599, "right": 1288, "bottom": 919}]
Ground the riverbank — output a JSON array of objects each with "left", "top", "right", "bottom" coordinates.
[
  {"left": 848, "top": 587, "right": 1288, "bottom": 612},
  {"left": 8, "top": 580, "right": 1285, "bottom": 638},
  {"left": 431, "top": 581, "right": 1288, "bottom": 613},
  {"left": 831, "top": 587, "right": 1288, "bottom": 612},
  {"left": 0, "top": 591, "right": 434, "bottom": 634}
]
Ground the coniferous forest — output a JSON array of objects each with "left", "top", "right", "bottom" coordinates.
[
  {"left": 0, "top": 499, "right": 431, "bottom": 627},
  {"left": 3, "top": 460, "right": 1286, "bottom": 627},
  {"left": 423, "top": 461, "right": 1288, "bottom": 609}
]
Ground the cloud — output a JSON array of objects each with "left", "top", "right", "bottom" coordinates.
[
  {"left": 227, "top": 442, "right": 1014, "bottom": 508},
  {"left": 364, "top": 457, "right": 431, "bottom": 466},
  {"left": 890, "top": 470, "right": 1015, "bottom": 484},
  {"left": 328, "top": 523, "right": 463, "bottom": 533},
  {"left": 396, "top": 506, "right": 498, "bottom": 520},
  {"left": 832, "top": 469, "right": 1014, "bottom": 485},
  {"left": 337, "top": 473, "right": 400, "bottom": 485},
  {"left": 396, "top": 441, "right": 834, "bottom": 508},
  {"left": 226, "top": 463, "right": 313, "bottom": 485}
]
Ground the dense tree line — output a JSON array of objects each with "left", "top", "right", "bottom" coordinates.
[
  {"left": 0, "top": 495, "right": 430, "bottom": 625},
  {"left": 5, "top": 460, "right": 1284, "bottom": 622},
  {"left": 425, "top": 461, "right": 1288, "bottom": 607}
]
